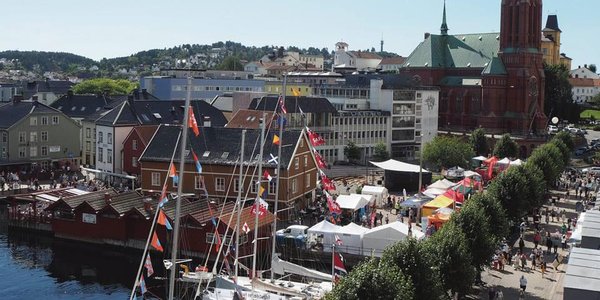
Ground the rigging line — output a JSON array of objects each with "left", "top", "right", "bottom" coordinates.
[{"left": 128, "top": 129, "right": 182, "bottom": 300}]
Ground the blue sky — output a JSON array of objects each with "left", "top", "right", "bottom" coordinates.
[{"left": 1, "top": 0, "right": 596, "bottom": 69}]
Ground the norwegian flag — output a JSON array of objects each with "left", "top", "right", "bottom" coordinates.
[
  {"left": 144, "top": 253, "right": 154, "bottom": 277},
  {"left": 306, "top": 127, "right": 325, "bottom": 146},
  {"left": 321, "top": 175, "right": 336, "bottom": 191},
  {"left": 313, "top": 150, "right": 327, "bottom": 169},
  {"left": 333, "top": 252, "right": 347, "bottom": 282},
  {"left": 263, "top": 170, "right": 273, "bottom": 182},
  {"left": 326, "top": 192, "right": 342, "bottom": 214},
  {"left": 278, "top": 94, "right": 287, "bottom": 114},
  {"left": 335, "top": 235, "right": 343, "bottom": 245},
  {"left": 251, "top": 197, "right": 269, "bottom": 217},
  {"left": 242, "top": 222, "right": 250, "bottom": 234}
]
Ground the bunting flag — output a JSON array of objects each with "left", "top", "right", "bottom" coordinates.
[
  {"left": 268, "top": 154, "right": 279, "bottom": 164},
  {"left": 335, "top": 235, "right": 343, "bottom": 245},
  {"left": 188, "top": 109, "right": 200, "bottom": 136},
  {"left": 151, "top": 231, "right": 164, "bottom": 252},
  {"left": 157, "top": 209, "right": 173, "bottom": 230},
  {"left": 158, "top": 183, "right": 169, "bottom": 208},
  {"left": 314, "top": 150, "right": 327, "bottom": 169},
  {"left": 321, "top": 175, "right": 336, "bottom": 191},
  {"left": 272, "top": 134, "right": 280, "bottom": 145},
  {"left": 242, "top": 222, "right": 250, "bottom": 234},
  {"left": 191, "top": 149, "right": 202, "bottom": 174},
  {"left": 333, "top": 252, "right": 347, "bottom": 283},
  {"left": 263, "top": 170, "right": 273, "bottom": 182},
  {"left": 278, "top": 94, "right": 287, "bottom": 114},
  {"left": 139, "top": 274, "right": 147, "bottom": 294},
  {"left": 206, "top": 201, "right": 222, "bottom": 253},
  {"left": 259, "top": 185, "right": 267, "bottom": 198},
  {"left": 292, "top": 88, "right": 300, "bottom": 97},
  {"left": 144, "top": 253, "right": 154, "bottom": 277},
  {"left": 251, "top": 197, "right": 269, "bottom": 217},
  {"left": 306, "top": 128, "right": 325, "bottom": 146},
  {"left": 326, "top": 192, "right": 342, "bottom": 214},
  {"left": 169, "top": 163, "right": 178, "bottom": 184}
]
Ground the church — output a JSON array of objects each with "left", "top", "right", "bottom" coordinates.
[{"left": 400, "top": 0, "right": 555, "bottom": 138}]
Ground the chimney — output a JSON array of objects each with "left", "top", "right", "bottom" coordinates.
[
  {"left": 12, "top": 95, "right": 23, "bottom": 104},
  {"left": 32, "top": 95, "right": 38, "bottom": 101},
  {"left": 133, "top": 89, "right": 140, "bottom": 100},
  {"left": 67, "top": 90, "right": 74, "bottom": 99},
  {"left": 142, "top": 89, "right": 148, "bottom": 99},
  {"left": 424, "top": 32, "right": 431, "bottom": 40},
  {"left": 104, "top": 193, "right": 112, "bottom": 204},
  {"left": 203, "top": 116, "right": 211, "bottom": 127}
]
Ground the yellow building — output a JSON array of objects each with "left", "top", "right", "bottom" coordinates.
[
  {"left": 541, "top": 15, "right": 572, "bottom": 69},
  {"left": 264, "top": 81, "right": 313, "bottom": 96}
]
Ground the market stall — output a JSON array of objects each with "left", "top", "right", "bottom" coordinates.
[{"left": 361, "top": 221, "right": 424, "bottom": 257}]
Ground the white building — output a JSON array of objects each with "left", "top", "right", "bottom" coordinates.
[
  {"left": 569, "top": 66, "right": 600, "bottom": 104},
  {"left": 333, "top": 42, "right": 382, "bottom": 72}
]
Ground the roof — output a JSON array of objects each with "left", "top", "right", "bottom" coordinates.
[
  {"left": 226, "top": 110, "right": 275, "bottom": 129},
  {"left": 131, "top": 125, "right": 159, "bottom": 145},
  {"left": 140, "top": 125, "right": 303, "bottom": 169},
  {"left": 349, "top": 51, "right": 382, "bottom": 60},
  {"left": 379, "top": 57, "right": 407, "bottom": 65},
  {"left": 95, "top": 100, "right": 227, "bottom": 127},
  {"left": 21, "top": 80, "right": 74, "bottom": 99},
  {"left": 51, "top": 94, "right": 112, "bottom": 118},
  {"left": 45, "top": 189, "right": 119, "bottom": 211},
  {"left": 564, "top": 247, "right": 600, "bottom": 293},
  {"left": 402, "top": 32, "right": 500, "bottom": 69},
  {"left": 248, "top": 96, "right": 337, "bottom": 114},
  {"left": 543, "top": 15, "right": 561, "bottom": 32},
  {"left": 0, "top": 100, "right": 63, "bottom": 129},
  {"left": 482, "top": 56, "right": 507, "bottom": 75},
  {"left": 370, "top": 159, "right": 431, "bottom": 173}
]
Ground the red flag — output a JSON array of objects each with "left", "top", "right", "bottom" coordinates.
[
  {"left": 157, "top": 209, "right": 173, "bottom": 230},
  {"left": 278, "top": 94, "right": 287, "bottom": 114},
  {"left": 263, "top": 170, "right": 273, "bottom": 182},
  {"left": 314, "top": 150, "right": 327, "bottom": 169},
  {"left": 306, "top": 128, "right": 325, "bottom": 146},
  {"left": 144, "top": 253, "right": 154, "bottom": 277},
  {"left": 188, "top": 109, "right": 200, "bottom": 136},
  {"left": 326, "top": 192, "right": 342, "bottom": 214},
  {"left": 151, "top": 231, "right": 163, "bottom": 252},
  {"left": 333, "top": 252, "right": 347, "bottom": 278},
  {"left": 251, "top": 197, "right": 269, "bottom": 217},
  {"left": 321, "top": 175, "right": 336, "bottom": 191}
]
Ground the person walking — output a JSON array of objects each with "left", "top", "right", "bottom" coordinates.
[
  {"left": 519, "top": 237, "right": 525, "bottom": 254},
  {"left": 519, "top": 275, "right": 528, "bottom": 297},
  {"left": 541, "top": 255, "right": 547, "bottom": 278},
  {"left": 561, "top": 234, "right": 567, "bottom": 250},
  {"left": 546, "top": 232, "right": 553, "bottom": 254},
  {"left": 533, "top": 231, "right": 541, "bottom": 249}
]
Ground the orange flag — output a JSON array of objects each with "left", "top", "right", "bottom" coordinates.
[
  {"left": 273, "top": 134, "right": 280, "bottom": 145},
  {"left": 188, "top": 109, "right": 200, "bottom": 136},
  {"left": 151, "top": 231, "right": 163, "bottom": 252}
]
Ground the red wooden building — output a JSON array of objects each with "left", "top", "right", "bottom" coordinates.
[{"left": 122, "top": 125, "right": 158, "bottom": 176}]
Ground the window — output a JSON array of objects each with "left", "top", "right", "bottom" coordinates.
[
  {"left": 19, "top": 132, "right": 26, "bottom": 143},
  {"left": 215, "top": 177, "right": 226, "bottom": 191},
  {"left": 98, "top": 132, "right": 103, "bottom": 143},
  {"left": 86, "top": 128, "right": 91, "bottom": 138},
  {"left": 291, "top": 178, "right": 297, "bottom": 193},
  {"left": 132, "top": 139, "right": 137, "bottom": 150},
  {"left": 234, "top": 178, "right": 242, "bottom": 192},
  {"left": 294, "top": 157, "right": 299, "bottom": 169},
  {"left": 30, "top": 146, "right": 37, "bottom": 157},
  {"left": 1, "top": 132, "right": 6, "bottom": 142},
  {"left": 41, "top": 131, "right": 48, "bottom": 142},
  {"left": 30, "top": 117, "right": 37, "bottom": 126},
  {"left": 132, "top": 156, "right": 138, "bottom": 167},
  {"left": 30, "top": 132, "right": 37, "bottom": 142},
  {"left": 269, "top": 181, "right": 276, "bottom": 194},
  {"left": 86, "top": 141, "right": 91, "bottom": 151},
  {"left": 41, "top": 146, "right": 48, "bottom": 156},
  {"left": 18, "top": 147, "right": 26, "bottom": 158},
  {"left": 151, "top": 172, "right": 161, "bottom": 186},
  {"left": 194, "top": 176, "right": 205, "bottom": 190},
  {"left": 1, "top": 147, "right": 6, "bottom": 158},
  {"left": 107, "top": 133, "right": 112, "bottom": 144},
  {"left": 107, "top": 150, "right": 112, "bottom": 163},
  {"left": 304, "top": 155, "right": 308, "bottom": 167},
  {"left": 51, "top": 116, "right": 59, "bottom": 125},
  {"left": 98, "top": 147, "right": 103, "bottom": 162},
  {"left": 41, "top": 116, "right": 48, "bottom": 125},
  {"left": 251, "top": 180, "right": 258, "bottom": 194},
  {"left": 305, "top": 173, "right": 311, "bottom": 188}
]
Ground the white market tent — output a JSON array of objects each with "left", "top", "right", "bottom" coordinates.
[
  {"left": 497, "top": 157, "right": 512, "bottom": 164},
  {"left": 336, "top": 223, "right": 369, "bottom": 255},
  {"left": 361, "top": 185, "right": 389, "bottom": 207},
  {"left": 336, "top": 194, "right": 371, "bottom": 211},
  {"left": 361, "top": 221, "right": 425, "bottom": 257},
  {"left": 307, "top": 220, "right": 343, "bottom": 252},
  {"left": 472, "top": 156, "right": 487, "bottom": 161},
  {"left": 511, "top": 159, "right": 524, "bottom": 166},
  {"left": 423, "top": 188, "right": 447, "bottom": 198},
  {"left": 463, "top": 170, "right": 482, "bottom": 179},
  {"left": 427, "top": 179, "right": 457, "bottom": 190},
  {"left": 370, "top": 159, "right": 430, "bottom": 173}
]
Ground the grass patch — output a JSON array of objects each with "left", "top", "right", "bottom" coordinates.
[{"left": 581, "top": 109, "right": 600, "bottom": 119}]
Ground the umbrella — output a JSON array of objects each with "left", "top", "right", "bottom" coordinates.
[{"left": 442, "top": 189, "right": 465, "bottom": 204}]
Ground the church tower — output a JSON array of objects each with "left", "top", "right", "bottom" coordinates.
[{"left": 498, "top": 0, "right": 546, "bottom": 134}]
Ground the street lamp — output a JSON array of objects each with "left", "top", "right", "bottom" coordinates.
[{"left": 417, "top": 133, "right": 423, "bottom": 197}]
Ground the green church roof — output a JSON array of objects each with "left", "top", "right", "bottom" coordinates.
[
  {"left": 482, "top": 56, "right": 507, "bottom": 75},
  {"left": 402, "top": 32, "right": 500, "bottom": 69}
]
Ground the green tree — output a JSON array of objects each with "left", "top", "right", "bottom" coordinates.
[
  {"left": 469, "top": 128, "right": 488, "bottom": 156},
  {"left": 381, "top": 239, "right": 445, "bottom": 300},
  {"left": 217, "top": 56, "right": 243, "bottom": 71},
  {"left": 520, "top": 164, "right": 547, "bottom": 209},
  {"left": 423, "top": 135, "right": 474, "bottom": 170},
  {"left": 590, "top": 64, "right": 597, "bottom": 73},
  {"left": 471, "top": 193, "right": 508, "bottom": 243},
  {"left": 493, "top": 134, "right": 519, "bottom": 158},
  {"left": 325, "top": 258, "right": 415, "bottom": 300},
  {"left": 423, "top": 220, "right": 475, "bottom": 298},
  {"left": 544, "top": 63, "right": 579, "bottom": 123},
  {"left": 487, "top": 166, "right": 530, "bottom": 220},
  {"left": 344, "top": 141, "right": 361, "bottom": 162},
  {"left": 372, "top": 142, "right": 390, "bottom": 162},
  {"left": 72, "top": 78, "right": 138, "bottom": 95},
  {"left": 552, "top": 131, "right": 574, "bottom": 151},
  {"left": 549, "top": 138, "right": 571, "bottom": 166},
  {"left": 452, "top": 199, "right": 496, "bottom": 273},
  {"left": 528, "top": 144, "right": 564, "bottom": 185}
]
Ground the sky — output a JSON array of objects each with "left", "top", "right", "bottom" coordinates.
[{"left": 0, "top": 0, "right": 597, "bottom": 69}]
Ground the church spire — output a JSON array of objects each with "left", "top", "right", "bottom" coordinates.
[{"left": 440, "top": 0, "right": 449, "bottom": 35}]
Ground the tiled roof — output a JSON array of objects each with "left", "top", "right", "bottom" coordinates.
[
  {"left": 226, "top": 110, "right": 275, "bottom": 129},
  {"left": 543, "top": 15, "right": 561, "bottom": 32},
  {"left": 379, "top": 56, "right": 407, "bottom": 65},
  {"left": 248, "top": 96, "right": 337, "bottom": 114},
  {"left": 402, "top": 32, "right": 500, "bottom": 69},
  {"left": 140, "top": 125, "right": 302, "bottom": 169},
  {"left": 45, "top": 189, "right": 119, "bottom": 211},
  {"left": 0, "top": 100, "right": 62, "bottom": 129},
  {"left": 349, "top": 51, "right": 382, "bottom": 60}
]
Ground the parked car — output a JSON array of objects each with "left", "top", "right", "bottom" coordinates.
[
  {"left": 575, "top": 147, "right": 587, "bottom": 156},
  {"left": 548, "top": 125, "right": 559, "bottom": 134}
]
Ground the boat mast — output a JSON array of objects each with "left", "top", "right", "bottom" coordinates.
[
  {"left": 251, "top": 113, "right": 267, "bottom": 291},
  {"left": 168, "top": 76, "right": 193, "bottom": 300},
  {"left": 234, "top": 129, "right": 247, "bottom": 280},
  {"left": 270, "top": 74, "right": 287, "bottom": 281}
]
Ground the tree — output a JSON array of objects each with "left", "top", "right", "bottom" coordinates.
[
  {"left": 469, "top": 128, "right": 488, "bottom": 156},
  {"left": 552, "top": 131, "right": 574, "bottom": 151},
  {"left": 549, "top": 138, "right": 571, "bottom": 166},
  {"left": 590, "top": 64, "right": 597, "bottom": 73},
  {"left": 493, "top": 134, "right": 519, "bottom": 158},
  {"left": 72, "top": 78, "right": 138, "bottom": 95},
  {"left": 486, "top": 166, "right": 531, "bottom": 220},
  {"left": 423, "top": 220, "right": 475, "bottom": 297},
  {"left": 544, "top": 63, "right": 579, "bottom": 123},
  {"left": 372, "top": 142, "right": 390, "bottom": 162},
  {"left": 381, "top": 239, "right": 445, "bottom": 300},
  {"left": 216, "top": 56, "right": 243, "bottom": 71},
  {"left": 325, "top": 258, "right": 415, "bottom": 300},
  {"left": 471, "top": 193, "right": 508, "bottom": 243},
  {"left": 528, "top": 144, "right": 564, "bottom": 185},
  {"left": 520, "top": 164, "right": 547, "bottom": 209},
  {"left": 452, "top": 199, "right": 496, "bottom": 273},
  {"left": 344, "top": 141, "right": 361, "bottom": 162},
  {"left": 423, "top": 135, "right": 474, "bottom": 170}
]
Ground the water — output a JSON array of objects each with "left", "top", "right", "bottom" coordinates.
[{"left": 0, "top": 225, "right": 137, "bottom": 300}]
